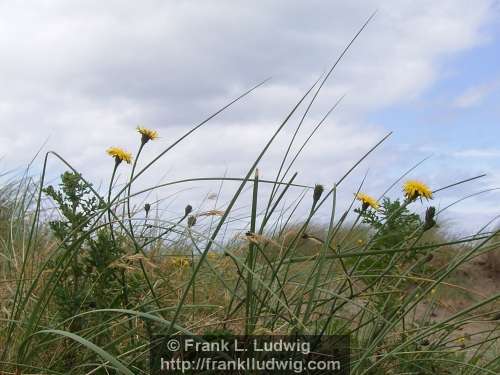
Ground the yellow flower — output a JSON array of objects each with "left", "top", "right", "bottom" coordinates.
[
  {"left": 357, "top": 239, "right": 365, "bottom": 245},
  {"left": 207, "top": 251, "right": 218, "bottom": 260},
  {"left": 171, "top": 257, "right": 190, "bottom": 268},
  {"left": 355, "top": 193, "right": 379, "bottom": 210},
  {"left": 137, "top": 126, "right": 158, "bottom": 144},
  {"left": 403, "top": 180, "right": 433, "bottom": 201},
  {"left": 106, "top": 147, "right": 133, "bottom": 164}
]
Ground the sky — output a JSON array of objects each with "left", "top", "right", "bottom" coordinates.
[{"left": 1, "top": 1, "right": 500, "bottom": 234}]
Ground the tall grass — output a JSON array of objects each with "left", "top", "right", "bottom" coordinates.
[{"left": 1, "top": 16, "right": 499, "bottom": 374}]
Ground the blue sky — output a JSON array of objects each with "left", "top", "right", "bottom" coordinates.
[
  {"left": 370, "top": 31, "right": 500, "bottom": 231},
  {"left": 375, "top": 32, "right": 500, "bottom": 150},
  {"left": 1, "top": 1, "right": 499, "bottom": 234}
]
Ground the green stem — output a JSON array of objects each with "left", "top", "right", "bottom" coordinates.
[
  {"left": 107, "top": 162, "right": 119, "bottom": 243},
  {"left": 245, "top": 169, "right": 259, "bottom": 335},
  {"left": 127, "top": 142, "right": 145, "bottom": 241}
]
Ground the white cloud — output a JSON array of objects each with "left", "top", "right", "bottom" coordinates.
[
  {"left": 453, "top": 148, "right": 500, "bottom": 158},
  {"left": 0, "top": 0, "right": 496, "bottom": 229},
  {"left": 453, "top": 81, "right": 499, "bottom": 108}
]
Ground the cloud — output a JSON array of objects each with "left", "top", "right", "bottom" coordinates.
[
  {"left": 453, "top": 148, "right": 500, "bottom": 158},
  {"left": 0, "top": 0, "right": 496, "bottom": 229},
  {"left": 452, "top": 81, "right": 500, "bottom": 108}
]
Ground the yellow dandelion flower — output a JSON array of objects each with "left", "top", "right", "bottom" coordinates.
[
  {"left": 357, "top": 239, "right": 365, "bottom": 245},
  {"left": 355, "top": 193, "right": 379, "bottom": 210},
  {"left": 207, "top": 251, "right": 218, "bottom": 260},
  {"left": 106, "top": 147, "right": 133, "bottom": 164},
  {"left": 403, "top": 180, "right": 433, "bottom": 201},
  {"left": 137, "top": 126, "right": 158, "bottom": 144},
  {"left": 171, "top": 257, "right": 190, "bottom": 268}
]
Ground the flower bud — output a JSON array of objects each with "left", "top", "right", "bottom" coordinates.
[
  {"left": 423, "top": 206, "right": 436, "bottom": 231},
  {"left": 187, "top": 215, "right": 196, "bottom": 228},
  {"left": 313, "top": 184, "right": 324, "bottom": 204}
]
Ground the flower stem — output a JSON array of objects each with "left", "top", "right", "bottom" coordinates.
[
  {"left": 107, "top": 161, "right": 119, "bottom": 243},
  {"left": 127, "top": 142, "right": 145, "bottom": 241}
]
